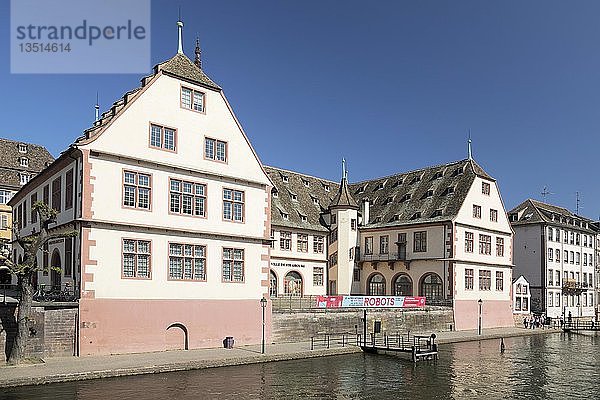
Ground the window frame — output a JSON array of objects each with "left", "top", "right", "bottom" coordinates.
[
  {"left": 222, "top": 247, "right": 245, "bottom": 283},
  {"left": 414, "top": 231, "right": 427, "bottom": 253},
  {"left": 313, "top": 266, "right": 324, "bottom": 286},
  {"left": 168, "top": 242, "right": 207, "bottom": 281},
  {"left": 180, "top": 85, "right": 206, "bottom": 113},
  {"left": 122, "top": 170, "right": 152, "bottom": 211},
  {"left": 149, "top": 123, "right": 178, "bottom": 153},
  {"left": 297, "top": 233, "right": 309, "bottom": 253},
  {"left": 479, "top": 269, "right": 491, "bottom": 291},
  {"left": 479, "top": 234, "right": 491, "bottom": 255},
  {"left": 222, "top": 188, "right": 244, "bottom": 223},
  {"left": 65, "top": 169, "right": 74, "bottom": 210},
  {"left": 465, "top": 231, "right": 474, "bottom": 253},
  {"left": 168, "top": 177, "right": 207, "bottom": 218},
  {"left": 51, "top": 176, "right": 62, "bottom": 213},
  {"left": 496, "top": 237, "right": 504, "bottom": 257},
  {"left": 473, "top": 204, "right": 482, "bottom": 219},
  {"left": 313, "top": 236, "right": 324, "bottom": 253},
  {"left": 204, "top": 137, "right": 228, "bottom": 163},
  {"left": 121, "top": 238, "right": 152, "bottom": 279},
  {"left": 465, "top": 268, "right": 474, "bottom": 290},
  {"left": 280, "top": 231, "right": 292, "bottom": 251}
]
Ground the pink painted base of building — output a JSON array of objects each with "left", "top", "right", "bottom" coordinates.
[
  {"left": 79, "top": 298, "right": 272, "bottom": 356},
  {"left": 453, "top": 299, "right": 514, "bottom": 331}
]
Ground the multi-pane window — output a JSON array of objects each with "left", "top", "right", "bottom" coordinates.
[
  {"left": 329, "top": 252, "right": 338, "bottom": 267},
  {"left": 479, "top": 270, "right": 491, "bottom": 290},
  {"left": 490, "top": 209, "right": 498, "bottom": 222},
  {"left": 65, "top": 169, "right": 74, "bottom": 210},
  {"left": 556, "top": 249, "right": 560, "bottom": 263},
  {"left": 313, "top": 267, "right": 324, "bottom": 286},
  {"left": 548, "top": 227, "right": 553, "bottom": 241},
  {"left": 414, "top": 231, "right": 427, "bottom": 252},
  {"left": 123, "top": 171, "right": 151, "bottom": 210},
  {"left": 465, "top": 231, "right": 474, "bottom": 253},
  {"left": 181, "top": 87, "right": 205, "bottom": 112},
  {"left": 465, "top": 268, "right": 474, "bottom": 290},
  {"left": 576, "top": 252, "right": 580, "bottom": 265},
  {"left": 49, "top": 177, "right": 61, "bottom": 212},
  {"left": 548, "top": 269, "right": 553, "bottom": 286},
  {"left": 473, "top": 205, "right": 481, "bottom": 219},
  {"left": 0, "top": 215, "right": 7, "bottom": 229},
  {"left": 548, "top": 248, "right": 553, "bottom": 261},
  {"left": 19, "top": 157, "right": 29, "bottom": 167},
  {"left": 496, "top": 237, "right": 504, "bottom": 257},
  {"left": 205, "top": 138, "right": 227, "bottom": 162},
  {"left": 570, "top": 251, "right": 574, "bottom": 264},
  {"left": 149, "top": 124, "right": 176, "bottom": 151},
  {"left": 222, "top": 248, "right": 244, "bottom": 282},
  {"left": 555, "top": 271, "right": 561, "bottom": 286},
  {"left": 351, "top": 219, "right": 357, "bottom": 231},
  {"left": 223, "top": 188, "right": 244, "bottom": 222},
  {"left": 297, "top": 234, "right": 308, "bottom": 253},
  {"left": 482, "top": 182, "right": 490, "bottom": 195},
  {"left": 43, "top": 185, "right": 49, "bottom": 206},
  {"left": 170, "top": 179, "right": 206, "bottom": 217},
  {"left": 365, "top": 237, "right": 373, "bottom": 255},
  {"left": 479, "top": 234, "right": 491, "bottom": 255},
  {"left": 564, "top": 250, "right": 568, "bottom": 263},
  {"left": 122, "top": 239, "right": 151, "bottom": 278},
  {"left": 19, "top": 173, "right": 30, "bottom": 185},
  {"left": 280, "top": 231, "right": 291, "bottom": 251},
  {"left": 0, "top": 190, "right": 12, "bottom": 205},
  {"left": 496, "top": 271, "right": 504, "bottom": 291},
  {"left": 313, "top": 236, "right": 324, "bottom": 253},
  {"left": 380, "top": 235, "right": 389, "bottom": 254},
  {"left": 169, "top": 243, "right": 206, "bottom": 280},
  {"left": 65, "top": 238, "right": 73, "bottom": 277}
]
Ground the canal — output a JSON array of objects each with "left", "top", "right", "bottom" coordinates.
[{"left": 2, "top": 333, "right": 599, "bottom": 399}]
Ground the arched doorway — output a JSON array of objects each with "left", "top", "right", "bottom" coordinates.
[
  {"left": 50, "top": 250, "right": 61, "bottom": 290},
  {"left": 269, "top": 270, "right": 278, "bottom": 297},
  {"left": 368, "top": 273, "right": 386, "bottom": 295},
  {"left": 284, "top": 271, "right": 303, "bottom": 296},
  {"left": 420, "top": 273, "right": 443, "bottom": 301},
  {"left": 393, "top": 274, "right": 413, "bottom": 296},
  {"left": 166, "top": 323, "right": 189, "bottom": 351}
]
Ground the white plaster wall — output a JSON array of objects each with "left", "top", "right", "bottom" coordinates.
[
  {"left": 269, "top": 259, "right": 327, "bottom": 296},
  {"left": 359, "top": 260, "right": 445, "bottom": 296},
  {"left": 82, "top": 74, "right": 270, "bottom": 186},
  {"left": 454, "top": 263, "right": 512, "bottom": 302},
  {"left": 86, "top": 226, "right": 267, "bottom": 300},
  {"left": 359, "top": 225, "right": 446, "bottom": 261},
  {"left": 270, "top": 228, "right": 327, "bottom": 262}
]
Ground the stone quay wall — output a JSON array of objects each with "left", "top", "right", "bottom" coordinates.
[
  {"left": 0, "top": 305, "right": 77, "bottom": 362},
  {"left": 271, "top": 307, "right": 455, "bottom": 343}
]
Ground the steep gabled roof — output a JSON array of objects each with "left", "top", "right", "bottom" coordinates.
[
  {"left": 350, "top": 158, "right": 490, "bottom": 228},
  {"left": 508, "top": 199, "right": 598, "bottom": 233},
  {"left": 0, "top": 138, "right": 54, "bottom": 190},
  {"left": 265, "top": 166, "right": 339, "bottom": 232}
]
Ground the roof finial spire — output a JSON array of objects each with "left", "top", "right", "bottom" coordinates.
[
  {"left": 194, "top": 36, "right": 202, "bottom": 68},
  {"left": 467, "top": 129, "right": 473, "bottom": 160},
  {"left": 177, "top": 9, "right": 184, "bottom": 54},
  {"left": 342, "top": 158, "right": 347, "bottom": 181},
  {"left": 94, "top": 92, "right": 100, "bottom": 122}
]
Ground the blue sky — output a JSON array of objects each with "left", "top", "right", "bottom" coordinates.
[{"left": 1, "top": 1, "right": 600, "bottom": 218}]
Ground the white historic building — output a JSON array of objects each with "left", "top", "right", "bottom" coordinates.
[
  {"left": 510, "top": 199, "right": 597, "bottom": 319},
  {"left": 9, "top": 23, "right": 272, "bottom": 355},
  {"left": 268, "top": 158, "right": 515, "bottom": 330}
]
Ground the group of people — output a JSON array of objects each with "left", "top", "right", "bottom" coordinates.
[{"left": 523, "top": 315, "right": 546, "bottom": 329}]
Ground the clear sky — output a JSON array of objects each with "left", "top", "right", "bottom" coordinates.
[{"left": 1, "top": 0, "right": 600, "bottom": 219}]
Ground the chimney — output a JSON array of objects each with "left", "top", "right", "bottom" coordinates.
[{"left": 361, "top": 198, "right": 370, "bottom": 226}]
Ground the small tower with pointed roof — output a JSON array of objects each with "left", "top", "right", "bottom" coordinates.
[{"left": 328, "top": 159, "right": 359, "bottom": 295}]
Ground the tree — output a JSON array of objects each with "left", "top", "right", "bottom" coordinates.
[{"left": 0, "top": 201, "right": 77, "bottom": 365}]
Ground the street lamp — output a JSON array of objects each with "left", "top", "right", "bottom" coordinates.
[
  {"left": 260, "top": 296, "right": 267, "bottom": 354},
  {"left": 478, "top": 299, "right": 483, "bottom": 335}
]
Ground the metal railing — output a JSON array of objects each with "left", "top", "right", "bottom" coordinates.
[
  {"left": 360, "top": 252, "right": 407, "bottom": 262},
  {"left": 310, "top": 332, "right": 358, "bottom": 350}
]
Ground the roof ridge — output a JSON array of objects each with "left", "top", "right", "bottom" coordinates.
[{"left": 350, "top": 159, "right": 468, "bottom": 186}]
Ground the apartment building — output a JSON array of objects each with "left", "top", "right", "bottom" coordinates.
[{"left": 510, "top": 199, "right": 597, "bottom": 319}]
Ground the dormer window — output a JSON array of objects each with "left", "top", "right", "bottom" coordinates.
[
  {"left": 357, "top": 185, "right": 366, "bottom": 194},
  {"left": 384, "top": 196, "right": 393, "bottom": 205},
  {"left": 410, "top": 212, "right": 422, "bottom": 220},
  {"left": 19, "top": 172, "right": 30, "bottom": 185},
  {"left": 431, "top": 209, "right": 443, "bottom": 218},
  {"left": 400, "top": 193, "right": 412, "bottom": 202},
  {"left": 432, "top": 171, "right": 444, "bottom": 180},
  {"left": 299, "top": 213, "right": 308, "bottom": 223},
  {"left": 421, "top": 189, "right": 434, "bottom": 199},
  {"left": 374, "top": 181, "right": 385, "bottom": 191},
  {"left": 442, "top": 186, "right": 455, "bottom": 196},
  {"left": 281, "top": 175, "right": 289, "bottom": 183},
  {"left": 290, "top": 192, "right": 298, "bottom": 201},
  {"left": 391, "top": 214, "right": 401, "bottom": 221},
  {"left": 452, "top": 167, "right": 464, "bottom": 177},
  {"left": 281, "top": 211, "right": 289, "bottom": 220},
  {"left": 311, "top": 196, "right": 319, "bottom": 205},
  {"left": 373, "top": 216, "right": 382, "bottom": 223},
  {"left": 272, "top": 189, "right": 278, "bottom": 198},
  {"left": 19, "top": 157, "right": 29, "bottom": 167},
  {"left": 409, "top": 175, "right": 422, "bottom": 184},
  {"left": 391, "top": 179, "right": 403, "bottom": 188},
  {"left": 18, "top": 144, "right": 27, "bottom": 153},
  {"left": 302, "top": 178, "right": 310, "bottom": 187},
  {"left": 323, "top": 183, "right": 330, "bottom": 192}
]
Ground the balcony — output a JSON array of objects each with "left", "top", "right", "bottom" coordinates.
[
  {"left": 359, "top": 251, "right": 409, "bottom": 270},
  {"left": 562, "top": 279, "right": 590, "bottom": 295}
]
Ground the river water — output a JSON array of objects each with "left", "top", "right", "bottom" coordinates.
[{"left": 2, "top": 333, "right": 598, "bottom": 400}]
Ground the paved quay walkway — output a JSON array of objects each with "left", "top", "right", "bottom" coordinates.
[{"left": 0, "top": 326, "right": 559, "bottom": 388}]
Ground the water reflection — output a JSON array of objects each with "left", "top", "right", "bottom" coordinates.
[{"left": 1, "top": 333, "right": 598, "bottom": 400}]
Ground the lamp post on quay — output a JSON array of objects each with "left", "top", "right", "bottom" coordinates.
[
  {"left": 478, "top": 299, "right": 483, "bottom": 335},
  {"left": 260, "top": 296, "right": 267, "bottom": 354}
]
